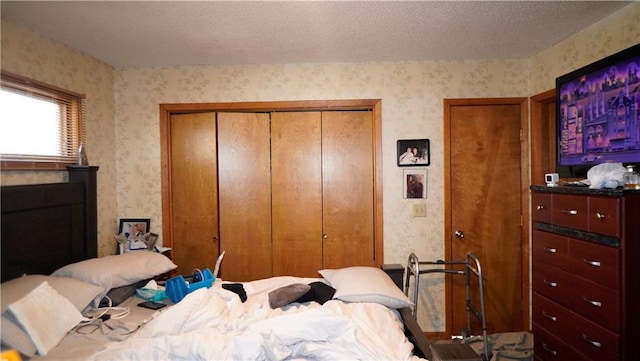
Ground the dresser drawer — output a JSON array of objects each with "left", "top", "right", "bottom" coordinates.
[
  {"left": 532, "top": 293, "right": 572, "bottom": 335},
  {"left": 565, "top": 312, "right": 619, "bottom": 360},
  {"left": 533, "top": 324, "right": 590, "bottom": 361},
  {"left": 588, "top": 196, "right": 620, "bottom": 237},
  {"left": 532, "top": 230, "right": 568, "bottom": 270},
  {"left": 570, "top": 276, "right": 620, "bottom": 332},
  {"left": 552, "top": 194, "right": 588, "bottom": 230},
  {"left": 533, "top": 292, "right": 619, "bottom": 361},
  {"left": 532, "top": 192, "right": 552, "bottom": 223},
  {"left": 532, "top": 265, "right": 571, "bottom": 307},
  {"left": 569, "top": 239, "right": 619, "bottom": 289}
]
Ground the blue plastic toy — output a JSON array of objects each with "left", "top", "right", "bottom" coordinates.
[{"left": 165, "top": 268, "right": 214, "bottom": 303}]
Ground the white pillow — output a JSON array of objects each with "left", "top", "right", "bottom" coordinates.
[
  {"left": 7, "top": 281, "right": 83, "bottom": 356},
  {"left": 52, "top": 251, "right": 177, "bottom": 293},
  {"left": 1, "top": 275, "right": 104, "bottom": 312},
  {"left": 318, "top": 266, "right": 413, "bottom": 309},
  {"left": 1, "top": 275, "right": 104, "bottom": 357}
]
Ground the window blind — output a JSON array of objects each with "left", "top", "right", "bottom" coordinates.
[{"left": 1, "top": 71, "right": 86, "bottom": 169}]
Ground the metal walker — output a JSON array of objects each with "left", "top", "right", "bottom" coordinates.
[{"left": 405, "top": 252, "right": 490, "bottom": 361}]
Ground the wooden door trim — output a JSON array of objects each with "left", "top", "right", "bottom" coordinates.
[
  {"left": 160, "top": 99, "right": 384, "bottom": 268},
  {"left": 443, "top": 97, "right": 530, "bottom": 335},
  {"left": 530, "top": 89, "right": 556, "bottom": 184}
]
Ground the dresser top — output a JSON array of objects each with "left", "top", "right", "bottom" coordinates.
[{"left": 530, "top": 184, "right": 627, "bottom": 196}]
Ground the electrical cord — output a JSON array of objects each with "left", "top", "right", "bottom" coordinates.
[
  {"left": 83, "top": 295, "right": 112, "bottom": 321},
  {"left": 75, "top": 296, "right": 132, "bottom": 335},
  {"left": 82, "top": 296, "right": 132, "bottom": 321}
]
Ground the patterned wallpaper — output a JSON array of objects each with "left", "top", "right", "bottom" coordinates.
[
  {"left": 1, "top": 1, "right": 637, "bottom": 331},
  {"left": 113, "top": 59, "right": 529, "bottom": 331},
  {"left": 0, "top": 19, "right": 117, "bottom": 258},
  {"left": 530, "top": 2, "right": 639, "bottom": 95}
]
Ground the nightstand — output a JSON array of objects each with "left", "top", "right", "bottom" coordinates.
[{"left": 382, "top": 263, "right": 404, "bottom": 290}]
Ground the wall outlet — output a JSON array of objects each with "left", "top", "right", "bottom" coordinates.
[{"left": 412, "top": 203, "right": 426, "bottom": 217}]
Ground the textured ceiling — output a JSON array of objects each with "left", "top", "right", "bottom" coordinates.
[{"left": 0, "top": 1, "right": 633, "bottom": 67}]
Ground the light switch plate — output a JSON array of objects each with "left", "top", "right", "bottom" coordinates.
[{"left": 412, "top": 203, "right": 426, "bottom": 217}]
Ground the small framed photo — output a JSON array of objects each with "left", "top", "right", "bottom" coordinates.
[
  {"left": 403, "top": 169, "right": 428, "bottom": 199},
  {"left": 146, "top": 233, "right": 160, "bottom": 250},
  {"left": 118, "top": 218, "right": 151, "bottom": 238},
  {"left": 397, "top": 139, "right": 430, "bottom": 166}
]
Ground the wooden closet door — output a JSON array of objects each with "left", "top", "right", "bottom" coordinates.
[
  {"left": 271, "top": 112, "right": 323, "bottom": 277},
  {"left": 169, "top": 113, "right": 219, "bottom": 275},
  {"left": 322, "top": 111, "right": 375, "bottom": 268},
  {"left": 217, "top": 112, "right": 272, "bottom": 281}
]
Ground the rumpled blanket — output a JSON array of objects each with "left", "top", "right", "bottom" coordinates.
[{"left": 87, "top": 282, "right": 423, "bottom": 360}]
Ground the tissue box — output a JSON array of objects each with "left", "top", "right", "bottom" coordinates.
[{"left": 135, "top": 287, "right": 167, "bottom": 302}]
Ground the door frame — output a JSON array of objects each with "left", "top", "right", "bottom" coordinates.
[
  {"left": 159, "top": 99, "right": 384, "bottom": 268},
  {"left": 443, "top": 98, "right": 530, "bottom": 336},
  {"left": 530, "top": 89, "right": 556, "bottom": 184}
]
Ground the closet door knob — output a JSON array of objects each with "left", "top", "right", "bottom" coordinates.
[
  {"left": 454, "top": 230, "right": 465, "bottom": 238},
  {"left": 322, "top": 234, "right": 328, "bottom": 239}
]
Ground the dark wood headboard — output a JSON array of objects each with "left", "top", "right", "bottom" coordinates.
[{"left": 1, "top": 166, "right": 98, "bottom": 282}]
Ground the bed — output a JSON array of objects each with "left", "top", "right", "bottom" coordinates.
[{"left": 1, "top": 168, "right": 433, "bottom": 360}]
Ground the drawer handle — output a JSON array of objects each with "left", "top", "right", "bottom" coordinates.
[
  {"left": 542, "top": 343, "right": 557, "bottom": 355},
  {"left": 582, "top": 334, "right": 602, "bottom": 348},
  {"left": 543, "top": 279, "right": 558, "bottom": 288},
  {"left": 583, "top": 297, "right": 602, "bottom": 307},
  {"left": 561, "top": 209, "right": 578, "bottom": 215},
  {"left": 536, "top": 205, "right": 546, "bottom": 211},
  {"left": 543, "top": 247, "right": 557, "bottom": 253},
  {"left": 583, "top": 259, "right": 601, "bottom": 267},
  {"left": 542, "top": 310, "right": 557, "bottom": 322},
  {"left": 595, "top": 212, "right": 606, "bottom": 220}
]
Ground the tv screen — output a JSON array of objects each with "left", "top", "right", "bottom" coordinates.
[{"left": 556, "top": 43, "right": 640, "bottom": 178}]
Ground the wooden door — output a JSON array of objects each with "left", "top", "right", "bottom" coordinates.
[
  {"left": 169, "top": 113, "right": 219, "bottom": 275},
  {"left": 217, "top": 112, "right": 272, "bottom": 281},
  {"left": 446, "top": 101, "right": 525, "bottom": 335},
  {"left": 322, "top": 110, "right": 375, "bottom": 268},
  {"left": 271, "top": 112, "right": 323, "bottom": 277}
]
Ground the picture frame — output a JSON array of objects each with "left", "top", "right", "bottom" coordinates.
[
  {"left": 146, "top": 233, "right": 160, "bottom": 250},
  {"left": 397, "top": 139, "right": 430, "bottom": 166},
  {"left": 118, "top": 218, "right": 151, "bottom": 238},
  {"left": 403, "top": 169, "right": 428, "bottom": 199}
]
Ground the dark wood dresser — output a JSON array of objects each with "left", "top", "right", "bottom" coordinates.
[{"left": 530, "top": 185, "right": 640, "bottom": 361}]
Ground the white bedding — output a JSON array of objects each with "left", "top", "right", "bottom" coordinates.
[{"left": 46, "top": 277, "right": 424, "bottom": 360}]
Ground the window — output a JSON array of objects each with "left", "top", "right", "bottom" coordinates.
[{"left": 1, "top": 71, "right": 86, "bottom": 170}]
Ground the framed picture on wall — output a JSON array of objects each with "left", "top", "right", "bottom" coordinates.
[
  {"left": 397, "top": 139, "right": 430, "bottom": 166},
  {"left": 118, "top": 218, "right": 150, "bottom": 238},
  {"left": 403, "top": 169, "right": 427, "bottom": 199}
]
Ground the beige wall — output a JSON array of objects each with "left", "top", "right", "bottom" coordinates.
[
  {"left": 113, "top": 60, "right": 529, "bottom": 330},
  {"left": 0, "top": 19, "right": 117, "bottom": 257},
  {"left": 530, "top": 2, "right": 639, "bottom": 95},
  {"left": 1, "top": 1, "right": 637, "bottom": 331}
]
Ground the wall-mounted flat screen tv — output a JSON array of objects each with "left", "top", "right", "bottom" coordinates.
[{"left": 556, "top": 43, "right": 640, "bottom": 178}]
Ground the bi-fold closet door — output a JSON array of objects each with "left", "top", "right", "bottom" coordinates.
[{"left": 169, "top": 110, "right": 374, "bottom": 281}]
